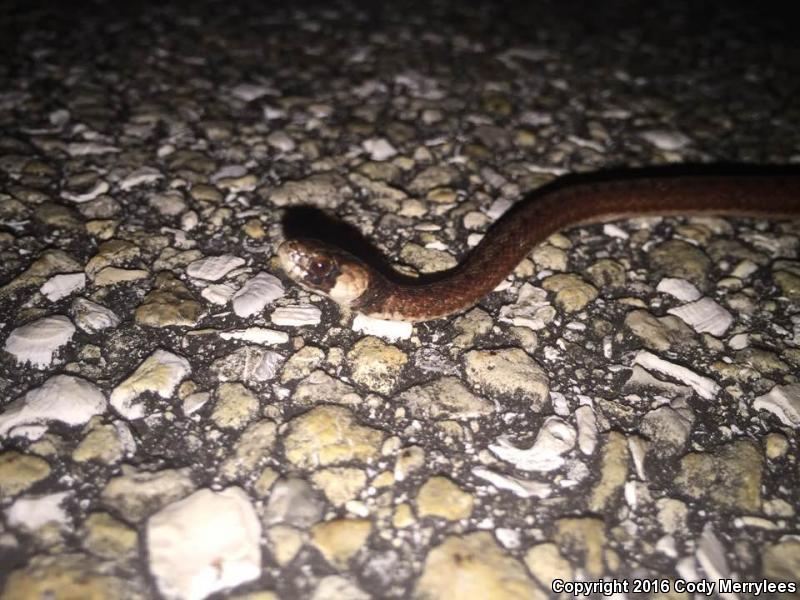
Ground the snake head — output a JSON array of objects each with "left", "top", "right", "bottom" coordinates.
[{"left": 277, "top": 238, "right": 371, "bottom": 307}]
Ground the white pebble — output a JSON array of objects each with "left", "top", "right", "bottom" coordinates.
[
  {"left": 753, "top": 383, "right": 800, "bottom": 427},
  {"left": 119, "top": 166, "right": 163, "bottom": 191},
  {"left": 147, "top": 487, "right": 261, "bottom": 600},
  {"left": 271, "top": 305, "right": 322, "bottom": 326},
  {"left": 640, "top": 129, "right": 692, "bottom": 151},
  {"left": 61, "top": 180, "right": 109, "bottom": 203},
  {"left": 201, "top": 283, "right": 237, "bottom": 305},
  {"left": 633, "top": 350, "right": 720, "bottom": 400},
  {"left": 667, "top": 297, "right": 733, "bottom": 337},
  {"left": 40, "top": 273, "right": 86, "bottom": 301},
  {"left": 603, "top": 223, "right": 629, "bottom": 239},
  {"left": 352, "top": 314, "right": 413, "bottom": 341},
  {"left": 187, "top": 255, "right": 246, "bottom": 281},
  {"left": 656, "top": 278, "right": 701, "bottom": 302},
  {"left": 266, "top": 131, "right": 296, "bottom": 152},
  {"left": 232, "top": 272, "right": 284, "bottom": 317},
  {"left": 8, "top": 492, "right": 72, "bottom": 531},
  {"left": 230, "top": 83, "right": 273, "bottom": 102},
  {"left": 728, "top": 332, "right": 749, "bottom": 350},
  {"left": 486, "top": 197, "right": 513, "bottom": 220},
  {"left": 220, "top": 327, "right": 289, "bottom": 345},
  {"left": 362, "top": 137, "right": 397, "bottom": 161},
  {"left": 472, "top": 467, "right": 551, "bottom": 499},
  {"left": 71, "top": 298, "right": 121, "bottom": 333},
  {"left": 110, "top": 349, "right": 191, "bottom": 419},
  {"left": 4, "top": 315, "right": 75, "bottom": 368},
  {"left": 67, "top": 142, "right": 120, "bottom": 156},
  {"left": 489, "top": 417, "right": 576, "bottom": 472},
  {"left": 0, "top": 375, "right": 107, "bottom": 436}
]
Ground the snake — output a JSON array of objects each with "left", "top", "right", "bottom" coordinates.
[{"left": 278, "top": 173, "right": 800, "bottom": 322}]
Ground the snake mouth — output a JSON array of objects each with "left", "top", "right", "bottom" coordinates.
[{"left": 277, "top": 240, "right": 307, "bottom": 280}]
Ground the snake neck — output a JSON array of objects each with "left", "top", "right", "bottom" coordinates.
[{"left": 351, "top": 175, "right": 800, "bottom": 322}]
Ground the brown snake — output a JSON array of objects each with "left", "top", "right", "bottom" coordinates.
[{"left": 278, "top": 174, "right": 800, "bottom": 322}]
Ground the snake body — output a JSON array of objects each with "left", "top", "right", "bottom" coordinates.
[{"left": 278, "top": 174, "right": 800, "bottom": 322}]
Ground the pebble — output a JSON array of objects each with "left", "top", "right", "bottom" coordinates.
[
  {"left": 471, "top": 467, "right": 552, "bottom": 499},
  {"left": 210, "top": 346, "right": 283, "bottom": 383},
  {"left": 8, "top": 491, "right": 72, "bottom": 532},
  {"left": 588, "top": 432, "right": 629, "bottom": 512},
  {"left": 351, "top": 314, "right": 413, "bottom": 340},
  {"left": 266, "top": 525, "right": 304, "bottom": 567},
  {"left": 362, "top": 137, "right": 397, "bottom": 160},
  {"left": 109, "top": 349, "right": 191, "bottom": 419},
  {"left": 416, "top": 476, "right": 474, "bottom": 520},
  {"left": 0, "top": 249, "right": 81, "bottom": 296},
  {"left": 633, "top": 350, "right": 720, "bottom": 400},
  {"left": 656, "top": 277, "right": 702, "bottom": 302},
  {"left": 398, "top": 243, "right": 457, "bottom": 273},
  {"left": 499, "top": 283, "right": 556, "bottom": 330},
  {"left": 407, "top": 165, "right": 459, "bottom": 194},
  {"left": 640, "top": 129, "right": 692, "bottom": 150},
  {"left": 667, "top": 297, "right": 733, "bottom": 337},
  {"left": 186, "top": 255, "right": 246, "bottom": 281},
  {"left": 346, "top": 336, "right": 408, "bottom": 394},
  {"left": 211, "top": 383, "right": 259, "bottom": 429},
  {"left": 398, "top": 376, "right": 493, "bottom": 420},
  {"left": 291, "top": 370, "right": 362, "bottom": 408},
  {"left": 201, "top": 282, "right": 237, "bottom": 305},
  {"left": 0, "top": 451, "right": 51, "bottom": 496},
  {"left": 71, "top": 298, "right": 121, "bottom": 333},
  {"left": 93, "top": 266, "right": 149, "bottom": 286},
  {"left": 311, "top": 467, "right": 366, "bottom": 507},
  {"left": 283, "top": 405, "right": 384, "bottom": 469},
  {"left": 219, "top": 327, "right": 289, "bottom": 345},
  {"left": 2, "top": 554, "right": 141, "bottom": 598},
  {"left": 280, "top": 346, "right": 325, "bottom": 382},
  {"left": 40, "top": 273, "right": 85, "bottom": 301},
  {"left": 490, "top": 417, "right": 576, "bottom": 472},
  {"left": 414, "top": 532, "right": 542, "bottom": 599},
  {"left": 231, "top": 272, "right": 284, "bottom": 317},
  {"left": 541, "top": 273, "right": 598, "bottom": 312},
  {"left": 553, "top": 517, "right": 609, "bottom": 577},
  {"left": 624, "top": 309, "right": 696, "bottom": 352},
  {"left": 147, "top": 487, "right": 261, "bottom": 600},
  {"left": 464, "top": 348, "right": 549, "bottom": 411},
  {"left": 81, "top": 512, "right": 138, "bottom": 560},
  {"left": 585, "top": 258, "right": 626, "bottom": 287},
  {"left": 118, "top": 166, "right": 163, "bottom": 190},
  {"left": 648, "top": 240, "right": 711, "bottom": 286},
  {"left": 574, "top": 405, "right": 598, "bottom": 455},
  {"left": 101, "top": 467, "right": 196, "bottom": 522},
  {"left": 62, "top": 180, "right": 110, "bottom": 203},
  {"left": 640, "top": 406, "right": 693, "bottom": 456},
  {"left": 271, "top": 305, "right": 322, "bottom": 326},
  {"left": 230, "top": 82, "right": 273, "bottom": 101},
  {"left": 0, "top": 375, "right": 105, "bottom": 437},
  {"left": 524, "top": 543, "right": 573, "bottom": 588},
  {"left": 262, "top": 477, "right": 324, "bottom": 528},
  {"left": 753, "top": 383, "right": 800, "bottom": 427},
  {"left": 311, "top": 576, "right": 370, "bottom": 600},
  {"left": 266, "top": 173, "right": 348, "bottom": 209},
  {"left": 311, "top": 518, "right": 372, "bottom": 569},
  {"left": 4, "top": 315, "right": 76, "bottom": 368},
  {"left": 675, "top": 440, "right": 762, "bottom": 512},
  {"left": 135, "top": 272, "right": 204, "bottom": 327}
]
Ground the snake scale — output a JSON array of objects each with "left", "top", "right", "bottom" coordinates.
[{"left": 278, "top": 174, "right": 800, "bottom": 322}]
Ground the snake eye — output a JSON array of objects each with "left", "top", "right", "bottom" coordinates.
[{"left": 310, "top": 259, "right": 331, "bottom": 275}]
